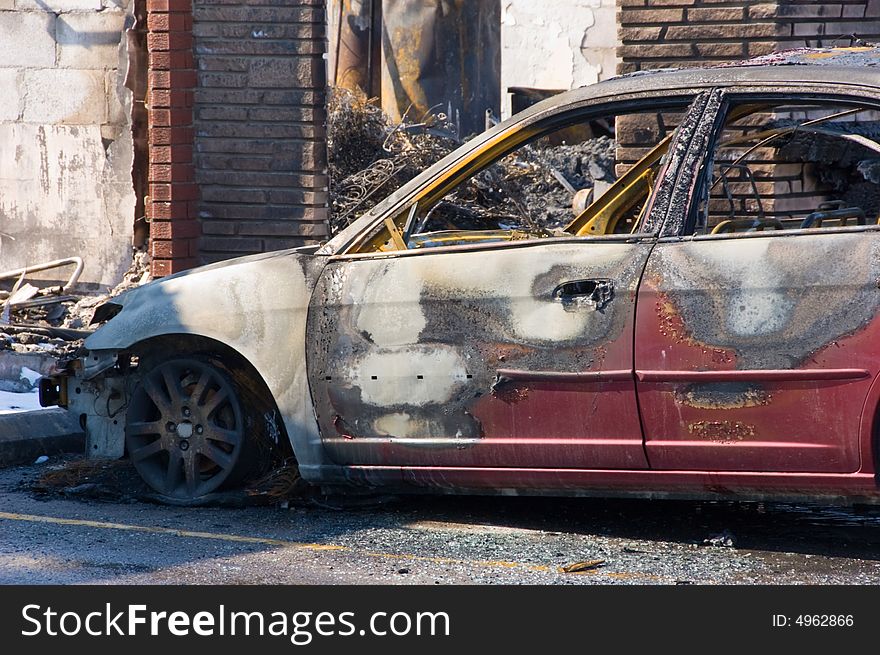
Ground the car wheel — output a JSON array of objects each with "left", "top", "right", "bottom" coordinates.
[{"left": 125, "top": 356, "right": 253, "bottom": 500}]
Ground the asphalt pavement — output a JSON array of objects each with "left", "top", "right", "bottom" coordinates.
[{"left": 2, "top": 458, "right": 880, "bottom": 584}]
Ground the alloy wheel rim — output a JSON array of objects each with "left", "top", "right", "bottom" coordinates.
[{"left": 125, "top": 359, "right": 244, "bottom": 499}]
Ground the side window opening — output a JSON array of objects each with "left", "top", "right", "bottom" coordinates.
[
  {"left": 351, "top": 102, "right": 693, "bottom": 253},
  {"left": 692, "top": 100, "right": 880, "bottom": 236}
]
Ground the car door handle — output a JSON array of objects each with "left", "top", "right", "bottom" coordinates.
[{"left": 553, "top": 279, "right": 613, "bottom": 310}]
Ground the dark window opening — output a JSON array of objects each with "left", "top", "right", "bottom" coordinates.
[{"left": 692, "top": 100, "right": 880, "bottom": 236}]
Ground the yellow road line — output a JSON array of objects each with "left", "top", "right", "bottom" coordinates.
[
  {"left": 0, "top": 511, "right": 670, "bottom": 581},
  {"left": 0, "top": 511, "right": 338, "bottom": 550},
  {"left": 0, "top": 511, "right": 553, "bottom": 574}
]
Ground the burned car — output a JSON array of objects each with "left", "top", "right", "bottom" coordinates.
[{"left": 41, "top": 47, "right": 880, "bottom": 504}]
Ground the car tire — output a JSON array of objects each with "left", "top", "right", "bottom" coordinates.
[{"left": 125, "top": 354, "right": 266, "bottom": 501}]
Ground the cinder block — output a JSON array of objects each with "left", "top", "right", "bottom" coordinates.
[
  {"left": 0, "top": 11, "right": 56, "bottom": 68},
  {"left": 57, "top": 10, "right": 126, "bottom": 69},
  {"left": 22, "top": 68, "right": 107, "bottom": 124},
  {"left": 15, "top": 0, "right": 102, "bottom": 11},
  {"left": 106, "top": 69, "right": 130, "bottom": 126},
  {"left": 0, "top": 69, "right": 22, "bottom": 121}
]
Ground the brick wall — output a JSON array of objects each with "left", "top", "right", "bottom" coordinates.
[
  {"left": 147, "top": 0, "right": 198, "bottom": 277},
  {"left": 619, "top": 1, "right": 880, "bottom": 74},
  {"left": 146, "top": 0, "right": 329, "bottom": 276},
  {"left": 617, "top": 0, "right": 880, "bottom": 227},
  {"left": 192, "top": 0, "right": 328, "bottom": 264}
]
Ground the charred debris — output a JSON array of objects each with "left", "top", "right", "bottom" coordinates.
[
  {"left": 327, "top": 86, "right": 615, "bottom": 235},
  {"left": 0, "top": 249, "right": 150, "bottom": 362}
]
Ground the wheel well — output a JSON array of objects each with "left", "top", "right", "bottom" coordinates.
[{"left": 126, "top": 333, "right": 294, "bottom": 459}]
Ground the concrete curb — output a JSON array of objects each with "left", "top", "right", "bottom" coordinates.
[{"left": 0, "top": 409, "right": 84, "bottom": 466}]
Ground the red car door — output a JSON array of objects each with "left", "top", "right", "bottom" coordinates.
[
  {"left": 635, "top": 232, "right": 880, "bottom": 473},
  {"left": 635, "top": 92, "right": 880, "bottom": 473}
]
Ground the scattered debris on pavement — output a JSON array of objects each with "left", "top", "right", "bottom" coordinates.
[
  {"left": 26, "top": 454, "right": 315, "bottom": 508},
  {"left": 30, "top": 457, "right": 149, "bottom": 502},
  {"left": 703, "top": 530, "right": 737, "bottom": 548},
  {"left": 558, "top": 559, "right": 607, "bottom": 573}
]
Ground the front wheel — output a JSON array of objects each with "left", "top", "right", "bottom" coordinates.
[{"left": 125, "top": 356, "right": 252, "bottom": 500}]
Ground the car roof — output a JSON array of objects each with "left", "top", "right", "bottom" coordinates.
[{"left": 562, "top": 46, "right": 880, "bottom": 104}]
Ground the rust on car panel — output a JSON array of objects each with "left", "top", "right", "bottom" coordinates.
[
  {"left": 490, "top": 381, "right": 530, "bottom": 405},
  {"left": 676, "top": 383, "right": 770, "bottom": 410},
  {"left": 688, "top": 420, "right": 756, "bottom": 443},
  {"left": 636, "top": 230, "right": 880, "bottom": 473},
  {"left": 307, "top": 239, "right": 652, "bottom": 469}
]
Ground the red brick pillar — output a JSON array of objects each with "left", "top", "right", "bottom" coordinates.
[{"left": 146, "top": 0, "right": 200, "bottom": 278}]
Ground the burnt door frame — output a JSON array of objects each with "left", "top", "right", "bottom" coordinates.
[{"left": 638, "top": 86, "right": 880, "bottom": 473}]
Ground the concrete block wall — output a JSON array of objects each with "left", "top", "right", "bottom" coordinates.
[
  {"left": 0, "top": 0, "right": 136, "bottom": 288},
  {"left": 192, "top": 0, "right": 328, "bottom": 265},
  {"left": 501, "top": 0, "right": 618, "bottom": 118}
]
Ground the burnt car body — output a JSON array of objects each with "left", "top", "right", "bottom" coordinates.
[{"left": 42, "top": 47, "right": 880, "bottom": 503}]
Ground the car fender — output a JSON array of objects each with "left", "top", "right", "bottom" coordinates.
[{"left": 84, "top": 249, "right": 330, "bottom": 474}]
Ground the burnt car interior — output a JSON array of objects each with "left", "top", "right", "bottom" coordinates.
[
  {"left": 692, "top": 99, "right": 880, "bottom": 236},
  {"left": 348, "top": 103, "right": 692, "bottom": 253}
]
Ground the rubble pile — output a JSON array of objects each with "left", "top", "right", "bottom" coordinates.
[
  {"left": 327, "top": 86, "right": 616, "bottom": 235},
  {"left": 328, "top": 87, "right": 460, "bottom": 234},
  {"left": 441, "top": 137, "right": 616, "bottom": 232},
  {"left": 0, "top": 248, "right": 151, "bottom": 359}
]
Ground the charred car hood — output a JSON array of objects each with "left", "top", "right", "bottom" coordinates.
[{"left": 85, "top": 247, "right": 326, "bottom": 352}]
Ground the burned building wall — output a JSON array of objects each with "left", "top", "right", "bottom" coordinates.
[
  {"left": 190, "top": 0, "right": 329, "bottom": 267},
  {"left": 0, "top": 0, "right": 137, "bottom": 289},
  {"left": 501, "top": 0, "right": 618, "bottom": 118},
  {"left": 328, "top": 0, "right": 501, "bottom": 138}
]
